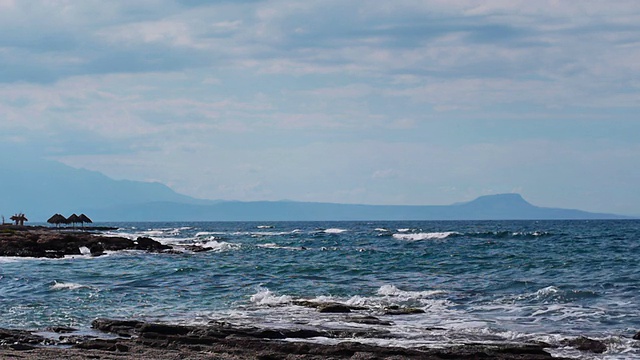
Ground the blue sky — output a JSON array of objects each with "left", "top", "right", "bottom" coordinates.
[{"left": 1, "top": 1, "right": 639, "bottom": 215}]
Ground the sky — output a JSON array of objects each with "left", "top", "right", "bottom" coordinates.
[{"left": 1, "top": 0, "right": 639, "bottom": 216}]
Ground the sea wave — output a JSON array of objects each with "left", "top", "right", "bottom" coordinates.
[
  {"left": 50, "top": 281, "right": 91, "bottom": 291},
  {"left": 323, "top": 228, "right": 348, "bottom": 234},
  {"left": 377, "top": 284, "right": 447, "bottom": 298},
  {"left": 250, "top": 287, "right": 293, "bottom": 306},
  {"left": 392, "top": 232, "right": 459, "bottom": 241}
]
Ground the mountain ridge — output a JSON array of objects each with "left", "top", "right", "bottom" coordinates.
[{"left": 0, "top": 158, "right": 631, "bottom": 221}]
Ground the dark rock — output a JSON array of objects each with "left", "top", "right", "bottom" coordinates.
[
  {"left": 383, "top": 307, "right": 425, "bottom": 315},
  {"left": 140, "top": 323, "right": 191, "bottom": 336},
  {"left": 88, "top": 243, "right": 104, "bottom": 256},
  {"left": 91, "top": 318, "right": 144, "bottom": 337},
  {"left": 0, "top": 229, "right": 164, "bottom": 258},
  {"left": 346, "top": 316, "right": 392, "bottom": 326},
  {"left": 136, "top": 237, "right": 171, "bottom": 252},
  {"left": 292, "top": 300, "right": 367, "bottom": 311},
  {"left": 317, "top": 303, "right": 352, "bottom": 313},
  {"left": 47, "top": 326, "right": 78, "bottom": 333},
  {"left": 0, "top": 328, "right": 46, "bottom": 345},
  {"left": 75, "top": 339, "right": 120, "bottom": 351},
  {"left": 8, "top": 343, "right": 36, "bottom": 350},
  {"left": 561, "top": 336, "right": 607, "bottom": 354},
  {"left": 633, "top": 331, "right": 640, "bottom": 340},
  {"left": 183, "top": 245, "right": 213, "bottom": 252}
]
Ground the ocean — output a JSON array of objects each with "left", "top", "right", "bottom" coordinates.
[{"left": 1, "top": 220, "right": 639, "bottom": 359}]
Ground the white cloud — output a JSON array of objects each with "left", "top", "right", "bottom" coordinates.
[{"left": 1, "top": 1, "right": 640, "bottom": 214}]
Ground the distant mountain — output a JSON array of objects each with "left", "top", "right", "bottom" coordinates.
[
  {"left": 89, "top": 194, "right": 628, "bottom": 222},
  {"left": 0, "top": 157, "right": 213, "bottom": 222},
  {"left": 0, "top": 158, "right": 629, "bottom": 222}
]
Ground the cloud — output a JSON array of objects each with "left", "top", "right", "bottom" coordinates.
[{"left": 1, "top": 1, "right": 640, "bottom": 214}]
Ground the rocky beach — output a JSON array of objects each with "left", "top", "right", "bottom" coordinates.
[{"left": 2, "top": 224, "right": 639, "bottom": 359}]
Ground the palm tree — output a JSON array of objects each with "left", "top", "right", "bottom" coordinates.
[{"left": 10, "top": 213, "right": 28, "bottom": 226}]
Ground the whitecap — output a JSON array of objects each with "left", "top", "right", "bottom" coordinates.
[
  {"left": 392, "top": 232, "right": 458, "bottom": 241},
  {"left": 534, "top": 286, "right": 560, "bottom": 298},
  {"left": 50, "top": 281, "right": 90, "bottom": 290},
  {"left": 257, "top": 243, "right": 304, "bottom": 251},
  {"left": 201, "top": 240, "right": 241, "bottom": 252},
  {"left": 250, "top": 287, "right": 293, "bottom": 306},
  {"left": 377, "top": 284, "right": 446, "bottom": 298},
  {"left": 324, "top": 228, "right": 348, "bottom": 234}
]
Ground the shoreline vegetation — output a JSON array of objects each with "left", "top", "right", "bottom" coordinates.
[{"left": 0, "top": 226, "right": 632, "bottom": 359}]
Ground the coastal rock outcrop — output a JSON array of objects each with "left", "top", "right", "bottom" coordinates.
[
  {"left": 0, "top": 228, "right": 172, "bottom": 258},
  {"left": 0, "top": 318, "right": 607, "bottom": 359}
]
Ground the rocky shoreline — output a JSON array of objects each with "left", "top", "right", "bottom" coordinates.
[
  {"left": 0, "top": 318, "right": 576, "bottom": 360},
  {"left": 0, "top": 226, "right": 197, "bottom": 258},
  {"left": 0, "top": 227, "right": 633, "bottom": 359}
]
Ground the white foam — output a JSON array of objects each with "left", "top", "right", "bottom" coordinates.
[
  {"left": 324, "top": 228, "right": 348, "bottom": 234},
  {"left": 377, "top": 284, "right": 446, "bottom": 298},
  {"left": 79, "top": 246, "right": 91, "bottom": 255},
  {"left": 257, "top": 243, "right": 304, "bottom": 251},
  {"left": 50, "top": 281, "right": 90, "bottom": 290},
  {"left": 535, "top": 286, "right": 560, "bottom": 298},
  {"left": 392, "top": 232, "right": 458, "bottom": 241},
  {"left": 195, "top": 231, "right": 226, "bottom": 238},
  {"left": 201, "top": 240, "right": 241, "bottom": 252},
  {"left": 250, "top": 288, "right": 293, "bottom": 306}
]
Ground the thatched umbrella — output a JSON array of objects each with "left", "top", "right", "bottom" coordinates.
[
  {"left": 67, "top": 213, "right": 81, "bottom": 229},
  {"left": 78, "top": 214, "right": 92, "bottom": 228},
  {"left": 47, "top": 214, "right": 68, "bottom": 228}
]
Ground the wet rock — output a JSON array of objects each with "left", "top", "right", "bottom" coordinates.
[
  {"left": 75, "top": 339, "right": 122, "bottom": 352},
  {"left": 183, "top": 245, "right": 213, "bottom": 252},
  {"left": 633, "top": 331, "right": 640, "bottom": 340},
  {"left": 47, "top": 326, "right": 78, "bottom": 333},
  {"left": 383, "top": 306, "right": 425, "bottom": 315},
  {"left": 561, "top": 336, "right": 607, "bottom": 354},
  {"left": 136, "top": 237, "right": 172, "bottom": 252},
  {"left": 0, "top": 328, "right": 47, "bottom": 346},
  {"left": 140, "top": 323, "right": 191, "bottom": 336},
  {"left": 292, "top": 300, "right": 367, "bottom": 311},
  {"left": 317, "top": 303, "right": 352, "bottom": 313},
  {"left": 346, "top": 316, "right": 392, "bottom": 326},
  {"left": 0, "top": 319, "right": 567, "bottom": 359},
  {"left": 8, "top": 343, "right": 36, "bottom": 351},
  {"left": 92, "top": 318, "right": 144, "bottom": 337},
  {"left": 0, "top": 229, "right": 148, "bottom": 258},
  {"left": 88, "top": 243, "right": 105, "bottom": 256}
]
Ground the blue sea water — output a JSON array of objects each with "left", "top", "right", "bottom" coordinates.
[{"left": 1, "top": 220, "right": 639, "bottom": 359}]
